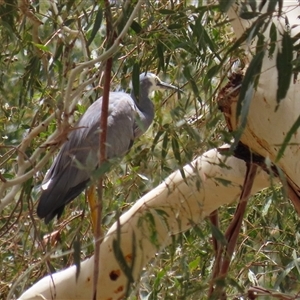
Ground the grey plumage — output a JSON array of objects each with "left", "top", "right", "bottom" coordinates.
[{"left": 37, "top": 73, "right": 180, "bottom": 223}]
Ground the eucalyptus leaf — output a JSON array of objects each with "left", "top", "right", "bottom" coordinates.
[
  {"left": 219, "top": 0, "right": 236, "bottom": 13},
  {"left": 276, "top": 31, "right": 293, "bottom": 108},
  {"left": 87, "top": 8, "right": 103, "bottom": 46}
]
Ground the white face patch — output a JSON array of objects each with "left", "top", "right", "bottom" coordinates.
[
  {"left": 134, "top": 72, "right": 179, "bottom": 95},
  {"left": 140, "top": 73, "right": 161, "bottom": 94}
]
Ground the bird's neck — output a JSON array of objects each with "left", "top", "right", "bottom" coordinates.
[
  {"left": 131, "top": 89, "right": 154, "bottom": 113},
  {"left": 131, "top": 89, "right": 155, "bottom": 129}
]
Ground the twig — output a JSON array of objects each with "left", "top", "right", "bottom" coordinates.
[
  {"left": 0, "top": 150, "right": 56, "bottom": 210},
  {"left": 248, "top": 285, "right": 300, "bottom": 299},
  {"left": 49, "top": 0, "right": 81, "bottom": 36},
  {"left": 63, "top": 0, "right": 144, "bottom": 115},
  {"left": 208, "top": 209, "right": 220, "bottom": 295},
  {"left": 221, "top": 164, "right": 258, "bottom": 272},
  {"left": 92, "top": 1, "right": 114, "bottom": 298},
  {"left": 208, "top": 163, "right": 258, "bottom": 298}
]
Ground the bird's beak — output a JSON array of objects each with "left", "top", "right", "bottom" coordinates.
[{"left": 157, "top": 81, "right": 183, "bottom": 93}]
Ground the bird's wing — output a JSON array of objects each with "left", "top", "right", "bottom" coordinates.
[
  {"left": 37, "top": 93, "right": 137, "bottom": 222},
  {"left": 105, "top": 93, "right": 137, "bottom": 157},
  {"left": 37, "top": 121, "right": 97, "bottom": 222}
]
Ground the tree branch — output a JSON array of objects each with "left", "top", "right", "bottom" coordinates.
[{"left": 17, "top": 148, "right": 271, "bottom": 300}]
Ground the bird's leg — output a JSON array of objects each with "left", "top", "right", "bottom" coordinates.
[{"left": 86, "top": 185, "right": 98, "bottom": 234}]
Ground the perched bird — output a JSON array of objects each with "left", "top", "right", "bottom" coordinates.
[{"left": 37, "top": 73, "right": 180, "bottom": 224}]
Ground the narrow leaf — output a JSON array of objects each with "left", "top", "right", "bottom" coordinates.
[
  {"left": 157, "top": 42, "right": 165, "bottom": 72},
  {"left": 167, "top": 23, "right": 182, "bottom": 30},
  {"left": 269, "top": 22, "right": 277, "bottom": 58},
  {"left": 171, "top": 136, "right": 181, "bottom": 166},
  {"left": 158, "top": 9, "right": 175, "bottom": 15},
  {"left": 171, "top": 135, "right": 185, "bottom": 180},
  {"left": 74, "top": 235, "right": 81, "bottom": 281},
  {"left": 91, "top": 160, "right": 112, "bottom": 179},
  {"left": 112, "top": 238, "right": 134, "bottom": 283},
  {"left": 32, "top": 43, "right": 50, "bottom": 52},
  {"left": 64, "top": 18, "right": 76, "bottom": 26},
  {"left": 267, "top": 0, "right": 278, "bottom": 13},
  {"left": 274, "top": 258, "right": 300, "bottom": 289},
  {"left": 258, "top": 0, "right": 267, "bottom": 11},
  {"left": 256, "top": 33, "right": 265, "bottom": 54},
  {"left": 231, "top": 82, "right": 254, "bottom": 151},
  {"left": 219, "top": 0, "right": 235, "bottom": 12},
  {"left": 248, "top": 0, "right": 257, "bottom": 12},
  {"left": 87, "top": 8, "right": 103, "bottom": 46},
  {"left": 278, "top": 0, "right": 283, "bottom": 16},
  {"left": 275, "top": 114, "right": 300, "bottom": 162},
  {"left": 276, "top": 31, "right": 293, "bottom": 107},
  {"left": 131, "top": 20, "right": 142, "bottom": 34},
  {"left": 132, "top": 63, "right": 140, "bottom": 102},
  {"left": 246, "top": 19, "right": 265, "bottom": 48},
  {"left": 236, "top": 50, "right": 265, "bottom": 120},
  {"left": 66, "top": 0, "right": 76, "bottom": 11},
  {"left": 151, "top": 128, "right": 165, "bottom": 151},
  {"left": 240, "top": 11, "right": 260, "bottom": 20},
  {"left": 183, "top": 66, "right": 199, "bottom": 95},
  {"left": 202, "top": 24, "right": 221, "bottom": 60},
  {"left": 230, "top": 51, "right": 265, "bottom": 151},
  {"left": 161, "top": 131, "right": 169, "bottom": 160},
  {"left": 210, "top": 223, "right": 227, "bottom": 246},
  {"left": 189, "top": 257, "right": 200, "bottom": 272},
  {"left": 206, "top": 64, "right": 221, "bottom": 80},
  {"left": 222, "top": 18, "right": 265, "bottom": 64}
]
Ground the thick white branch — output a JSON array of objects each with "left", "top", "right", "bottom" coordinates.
[{"left": 18, "top": 148, "right": 271, "bottom": 300}]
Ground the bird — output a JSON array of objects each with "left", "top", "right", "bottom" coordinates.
[{"left": 37, "top": 72, "right": 181, "bottom": 224}]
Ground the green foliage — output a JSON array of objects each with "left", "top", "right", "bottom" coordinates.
[{"left": 0, "top": 0, "right": 299, "bottom": 299}]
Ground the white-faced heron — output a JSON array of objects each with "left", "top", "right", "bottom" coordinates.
[{"left": 37, "top": 72, "right": 180, "bottom": 224}]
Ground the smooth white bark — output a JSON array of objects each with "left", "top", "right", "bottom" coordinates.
[
  {"left": 228, "top": 2, "right": 300, "bottom": 189},
  {"left": 18, "top": 148, "right": 270, "bottom": 300}
]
